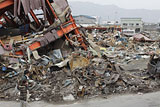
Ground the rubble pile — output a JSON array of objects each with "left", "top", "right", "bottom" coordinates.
[
  {"left": 1, "top": 31, "right": 160, "bottom": 102},
  {"left": 1, "top": 0, "right": 160, "bottom": 103},
  {"left": 91, "top": 32, "right": 160, "bottom": 65}
]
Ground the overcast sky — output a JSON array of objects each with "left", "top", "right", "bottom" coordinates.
[{"left": 68, "top": 0, "right": 160, "bottom": 10}]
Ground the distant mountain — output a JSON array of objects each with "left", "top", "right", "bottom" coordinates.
[{"left": 68, "top": 1, "right": 160, "bottom": 23}]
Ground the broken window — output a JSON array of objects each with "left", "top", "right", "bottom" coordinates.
[{"left": 123, "top": 23, "right": 128, "bottom": 26}]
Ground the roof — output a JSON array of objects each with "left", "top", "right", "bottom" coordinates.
[{"left": 73, "top": 15, "right": 96, "bottom": 19}]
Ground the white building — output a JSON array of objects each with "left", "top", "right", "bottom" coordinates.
[
  {"left": 73, "top": 15, "right": 97, "bottom": 27},
  {"left": 121, "top": 18, "right": 143, "bottom": 33}
]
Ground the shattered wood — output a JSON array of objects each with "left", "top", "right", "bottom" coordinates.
[{"left": 1, "top": 0, "right": 160, "bottom": 103}]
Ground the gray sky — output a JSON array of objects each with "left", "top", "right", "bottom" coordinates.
[{"left": 68, "top": 0, "right": 160, "bottom": 10}]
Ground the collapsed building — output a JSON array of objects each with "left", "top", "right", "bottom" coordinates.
[
  {"left": 0, "top": 0, "right": 160, "bottom": 103},
  {"left": 0, "top": 0, "right": 88, "bottom": 101},
  {"left": 0, "top": 0, "right": 87, "bottom": 51}
]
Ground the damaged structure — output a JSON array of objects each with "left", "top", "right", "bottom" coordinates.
[
  {"left": 0, "top": 0, "right": 87, "bottom": 50},
  {"left": 1, "top": 0, "right": 160, "bottom": 104}
]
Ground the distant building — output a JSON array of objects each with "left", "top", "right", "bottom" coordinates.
[
  {"left": 102, "top": 20, "right": 120, "bottom": 26},
  {"left": 73, "top": 15, "right": 97, "bottom": 27},
  {"left": 121, "top": 18, "right": 143, "bottom": 33},
  {"left": 101, "top": 20, "right": 122, "bottom": 33},
  {"left": 143, "top": 23, "right": 158, "bottom": 31},
  {"left": 143, "top": 22, "right": 160, "bottom": 32},
  {"left": 156, "top": 22, "right": 160, "bottom": 32}
]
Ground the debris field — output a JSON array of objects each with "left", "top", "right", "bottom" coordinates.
[{"left": 0, "top": 0, "right": 160, "bottom": 103}]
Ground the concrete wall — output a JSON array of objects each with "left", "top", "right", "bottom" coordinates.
[{"left": 121, "top": 18, "right": 143, "bottom": 33}]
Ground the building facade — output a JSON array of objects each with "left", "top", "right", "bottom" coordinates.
[
  {"left": 73, "top": 15, "right": 97, "bottom": 27},
  {"left": 156, "top": 23, "right": 160, "bottom": 32},
  {"left": 121, "top": 18, "right": 143, "bottom": 33},
  {"left": 143, "top": 23, "right": 158, "bottom": 31}
]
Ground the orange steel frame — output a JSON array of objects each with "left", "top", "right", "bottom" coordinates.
[
  {"left": 30, "top": 10, "right": 41, "bottom": 27},
  {"left": 0, "top": 0, "right": 13, "bottom": 10},
  {"left": 0, "top": 0, "right": 87, "bottom": 55},
  {"left": 29, "top": 0, "right": 87, "bottom": 52}
]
